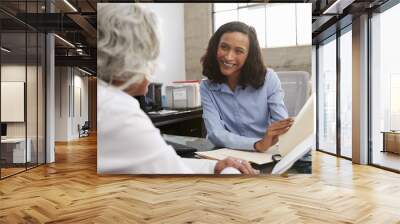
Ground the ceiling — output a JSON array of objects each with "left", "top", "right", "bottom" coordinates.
[
  {"left": 0, "top": 0, "right": 394, "bottom": 75},
  {"left": 310, "top": 0, "right": 390, "bottom": 44},
  {"left": 0, "top": 0, "right": 97, "bottom": 74}
]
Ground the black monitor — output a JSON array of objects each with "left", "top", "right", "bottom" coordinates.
[
  {"left": 134, "top": 83, "right": 162, "bottom": 112},
  {"left": 1, "top": 123, "right": 7, "bottom": 137}
]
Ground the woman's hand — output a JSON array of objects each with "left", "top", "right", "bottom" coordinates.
[
  {"left": 214, "top": 157, "right": 259, "bottom": 174},
  {"left": 255, "top": 118, "right": 294, "bottom": 152}
]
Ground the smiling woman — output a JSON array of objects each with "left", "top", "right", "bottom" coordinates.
[{"left": 200, "top": 21, "right": 293, "bottom": 153}]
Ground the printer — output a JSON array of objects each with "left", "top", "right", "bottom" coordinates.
[{"left": 165, "top": 80, "right": 201, "bottom": 109}]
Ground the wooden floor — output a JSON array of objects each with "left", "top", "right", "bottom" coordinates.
[
  {"left": 1, "top": 167, "right": 26, "bottom": 178},
  {"left": 372, "top": 150, "right": 400, "bottom": 171},
  {"left": 1, "top": 135, "right": 400, "bottom": 223}
]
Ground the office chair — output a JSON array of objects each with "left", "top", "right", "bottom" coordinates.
[
  {"left": 276, "top": 71, "right": 312, "bottom": 164},
  {"left": 79, "top": 121, "right": 90, "bottom": 138},
  {"left": 276, "top": 71, "right": 310, "bottom": 117}
]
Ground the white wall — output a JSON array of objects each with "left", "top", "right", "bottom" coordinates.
[
  {"left": 75, "top": 75, "right": 89, "bottom": 125},
  {"left": 55, "top": 67, "right": 69, "bottom": 141},
  {"left": 72, "top": 74, "right": 89, "bottom": 138},
  {"left": 139, "top": 3, "right": 186, "bottom": 94},
  {"left": 1, "top": 65, "right": 38, "bottom": 137},
  {"left": 55, "top": 67, "right": 89, "bottom": 141}
]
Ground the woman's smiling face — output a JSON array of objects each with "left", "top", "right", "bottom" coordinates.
[{"left": 216, "top": 31, "right": 249, "bottom": 79}]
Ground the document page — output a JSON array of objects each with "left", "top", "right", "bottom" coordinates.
[
  {"left": 272, "top": 134, "right": 313, "bottom": 175},
  {"left": 278, "top": 94, "right": 314, "bottom": 156},
  {"left": 196, "top": 146, "right": 279, "bottom": 165}
]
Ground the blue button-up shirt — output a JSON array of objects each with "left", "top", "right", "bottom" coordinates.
[{"left": 200, "top": 69, "right": 288, "bottom": 151}]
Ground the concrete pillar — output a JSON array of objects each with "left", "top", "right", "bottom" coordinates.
[
  {"left": 184, "top": 3, "right": 212, "bottom": 80},
  {"left": 46, "top": 33, "right": 55, "bottom": 163},
  {"left": 45, "top": 0, "right": 55, "bottom": 163},
  {"left": 352, "top": 14, "right": 369, "bottom": 164}
]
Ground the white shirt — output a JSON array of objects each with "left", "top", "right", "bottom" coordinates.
[{"left": 97, "top": 81, "right": 221, "bottom": 174}]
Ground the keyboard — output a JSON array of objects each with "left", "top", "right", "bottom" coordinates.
[{"left": 165, "top": 140, "right": 197, "bottom": 156}]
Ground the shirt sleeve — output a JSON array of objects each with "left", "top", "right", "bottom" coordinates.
[
  {"left": 200, "top": 81, "right": 260, "bottom": 151},
  {"left": 267, "top": 70, "right": 289, "bottom": 122},
  {"left": 182, "top": 158, "right": 217, "bottom": 174},
  {"left": 183, "top": 159, "right": 240, "bottom": 174}
]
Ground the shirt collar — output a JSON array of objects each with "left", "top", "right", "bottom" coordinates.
[
  {"left": 208, "top": 82, "right": 234, "bottom": 94},
  {"left": 209, "top": 82, "right": 246, "bottom": 95}
]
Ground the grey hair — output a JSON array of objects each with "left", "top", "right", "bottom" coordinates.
[{"left": 97, "top": 3, "right": 160, "bottom": 89}]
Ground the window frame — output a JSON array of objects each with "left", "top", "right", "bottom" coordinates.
[{"left": 212, "top": 3, "right": 311, "bottom": 48}]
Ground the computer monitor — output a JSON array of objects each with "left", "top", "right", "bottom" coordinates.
[
  {"left": 1, "top": 123, "right": 7, "bottom": 137},
  {"left": 134, "top": 83, "right": 162, "bottom": 112}
]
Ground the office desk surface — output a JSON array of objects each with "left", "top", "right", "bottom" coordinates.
[
  {"left": 163, "top": 134, "right": 311, "bottom": 174},
  {"left": 148, "top": 108, "right": 202, "bottom": 127},
  {"left": 1, "top": 137, "right": 32, "bottom": 165},
  {"left": 1, "top": 138, "right": 26, "bottom": 143}
]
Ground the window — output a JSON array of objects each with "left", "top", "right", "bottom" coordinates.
[
  {"left": 317, "top": 36, "right": 337, "bottom": 155},
  {"left": 390, "top": 74, "right": 400, "bottom": 130},
  {"left": 214, "top": 10, "right": 238, "bottom": 32},
  {"left": 238, "top": 5, "right": 266, "bottom": 48},
  {"left": 213, "top": 3, "right": 311, "bottom": 48},
  {"left": 265, "top": 4, "right": 296, "bottom": 48},
  {"left": 296, "top": 4, "right": 312, "bottom": 46},
  {"left": 371, "top": 2, "right": 400, "bottom": 171},
  {"left": 339, "top": 28, "right": 352, "bottom": 158}
]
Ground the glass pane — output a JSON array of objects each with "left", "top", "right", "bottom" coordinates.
[
  {"left": 296, "top": 3, "right": 312, "bottom": 46},
  {"left": 238, "top": 5, "right": 266, "bottom": 48},
  {"left": 390, "top": 75, "right": 400, "bottom": 130},
  {"left": 214, "top": 3, "right": 237, "bottom": 12},
  {"left": 318, "top": 37, "right": 337, "bottom": 154},
  {"left": 26, "top": 0, "right": 39, "bottom": 170},
  {"left": 74, "top": 73, "right": 82, "bottom": 138},
  {"left": 27, "top": 31, "right": 38, "bottom": 169},
  {"left": 214, "top": 10, "right": 238, "bottom": 32},
  {"left": 371, "top": 3, "right": 400, "bottom": 171},
  {"left": 340, "top": 29, "right": 352, "bottom": 158},
  {"left": 266, "top": 4, "right": 296, "bottom": 48},
  {"left": 1, "top": 31, "right": 27, "bottom": 177},
  {"left": 38, "top": 32, "right": 45, "bottom": 165},
  {"left": 238, "top": 3, "right": 259, "bottom": 7}
]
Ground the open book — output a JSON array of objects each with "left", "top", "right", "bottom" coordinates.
[{"left": 196, "top": 94, "right": 315, "bottom": 174}]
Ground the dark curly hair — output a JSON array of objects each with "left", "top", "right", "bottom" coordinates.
[{"left": 202, "top": 21, "right": 266, "bottom": 89}]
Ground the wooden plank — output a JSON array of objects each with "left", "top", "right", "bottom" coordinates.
[{"left": 0, "top": 134, "right": 399, "bottom": 223}]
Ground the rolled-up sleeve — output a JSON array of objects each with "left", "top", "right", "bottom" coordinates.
[
  {"left": 267, "top": 71, "right": 289, "bottom": 122},
  {"left": 200, "top": 81, "right": 260, "bottom": 151}
]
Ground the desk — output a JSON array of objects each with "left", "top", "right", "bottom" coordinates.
[
  {"left": 1, "top": 138, "right": 31, "bottom": 165},
  {"left": 382, "top": 131, "right": 400, "bottom": 154},
  {"left": 148, "top": 108, "right": 204, "bottom": 137},
  {"left": 163, "top": 134, "right": 311, "bottom": 174}
]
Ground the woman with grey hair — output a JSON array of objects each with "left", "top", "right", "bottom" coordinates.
[{"left": 97, "top": 3, "right": 257, "bottom": 174}]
